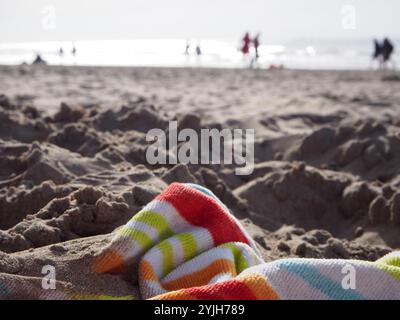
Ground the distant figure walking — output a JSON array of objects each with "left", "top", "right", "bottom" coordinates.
[
  {"left": 196, "top": 44, "right": 202, "bottom": 56},
  {"left": 373, "top": 39, "right": 382, "bottom": 60},
  {"left": 253, "top": 34, "right": 260, "bottom": 60},
  {"left": 372, "top": 39, "right": 383, "bottom": 69},
  {"left": 241, "top": 32, "right": 251, "bottom": 57},
  {"left": 58, "top": 47, "right": 65, "bottom": 65},
  {"left": 249, "top": 33, "right": 261, "bottom": 68},
  {"left": 382, "top": 38, "right": 395, "bottom": 69},
  {"left": 71, "top": 42, "right": 77, "bottom": 56},
  {"left": 184, "top": 41, "right": 190, "bottom": 55}
]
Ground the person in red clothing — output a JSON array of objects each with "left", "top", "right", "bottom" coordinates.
[{"left": 241, "top": 32, "right": 251, "bottom": 56}]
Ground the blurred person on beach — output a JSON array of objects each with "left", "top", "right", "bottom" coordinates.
[
  {"left": 58, "top": 47, "right": 64, "bottom": 65},
  {"left": 241, "top": 32, "right": 251, "bottom": 57},
  {"left": 184, "top": 41, "right": 190, "bottom": 55},
  {"left": 253, "top": 34, "right": 260, "bottom": 60},
  {"left": 382, "top": 38, "right": 395, "bottom": 69},
  {"left": 72, "top": 42, "right": 77, "bottom": 56},
  {"left": 196, "top": 43, "right": 202, "bottom": 56},
  {"left": 71, "top": 42, "right": 77, "bottom": 66},
  {"left": 372, "top": 39, "right": 383, "bottom": 69},
  {"left": 240, "top": 32, "right": 252, "bottom": 68},
  {"left": 250, "top": 33, "right": 261, "bottom": 68},
  {"left": 194, "top": 43, "right": 202, "bottom": 66}
]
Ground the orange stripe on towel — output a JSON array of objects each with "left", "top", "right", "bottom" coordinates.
[
  {"left": 239, "top": 273, "right": 280, "bottom": 300},
  {"left": 162, "top": 259, "right": 237, "bottom": 291},
  {"left": 92, "top": 249, "right": 127, "bottom": 274},
  {"left": 139, "top": 260, "right": 158, "bottom": 281}
]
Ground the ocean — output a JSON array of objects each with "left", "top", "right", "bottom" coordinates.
[{"left": 0, "top": 38, "right": 398, "bottom": 70}]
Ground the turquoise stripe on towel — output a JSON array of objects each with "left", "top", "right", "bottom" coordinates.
[{"left": 278, "top": 260, "right": 365, "bottom": 300}]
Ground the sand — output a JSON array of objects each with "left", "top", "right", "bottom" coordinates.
[{"left": 0, "top": 64, "right": 400, "bottom": 297}]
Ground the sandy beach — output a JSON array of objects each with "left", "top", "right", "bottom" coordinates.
[{"left": 1, "top": 64, "right": 400, "bottom": 297}]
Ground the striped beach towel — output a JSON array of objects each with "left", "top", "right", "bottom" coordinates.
[
  {"left": 95, "top": 182, "right": 400, "bottom": 299},
  {"left": 1, "top": 183, "right": 400, "bottom": 299}
]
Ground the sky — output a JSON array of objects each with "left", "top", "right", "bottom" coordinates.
[{"left": 0, "top": 0, "right": 399, "bottom": 43}]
